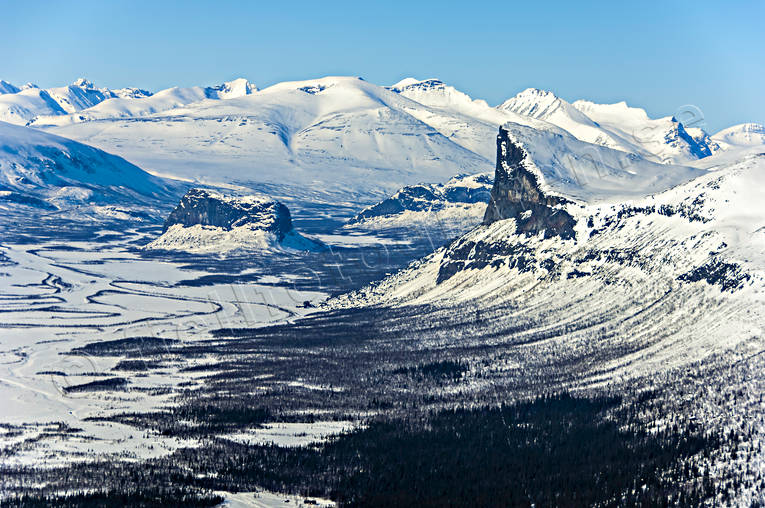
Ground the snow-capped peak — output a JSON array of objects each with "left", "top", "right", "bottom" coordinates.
[
  {"left": 205, "top": 78, "right": 258, "bottom": 99},
  {"left": 0, "top": 80, "right": 20, "bottom": 94},
  {"left": 22, "top": 83, "right": 39, "bottom": 90},
  {"left": 495, "top": 88, "right": 653, "bottom": 154},
  {"left": 110, "top": 87, "right": 153, "bottom": 99},
  {"left": 389, "top": 77, "right": 424, "bottom": 90},
  {"left": 565, "top": 99, "right": 720, "bottom": 163},
  {"left": 71, "top": 77, "right": 95, "bottom": 89},
  {"left": 572, "top": 99, "right": 650, "bottom": 126},
  {"left": 389, "top": 77, "right": 444, "bottom": 92},
  {"left": 498, "top": 88, "right": 581, "bottom": 121},
  {"left": 507, "top": 87, "right": 557, "bottom": 101},
  {"left": 712, "top": 123, "right": 765, "bottom": 149},
  {"left": 390, "top": 77, "right": 490, "bottom": 110},
  {"left": 259, "top": 75, "right": 365, "bottom": 95}
]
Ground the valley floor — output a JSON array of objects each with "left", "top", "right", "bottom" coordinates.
[
  {"left": 0, "top": 215, "right": 462, "bottom": 505},
  {"left": 0, "top": 228, "right": 326, "bottom": 468},
  {"left": 1, "top": 215, "right": 764, "bottom": 506}
]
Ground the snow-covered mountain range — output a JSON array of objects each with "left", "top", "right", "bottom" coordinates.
[
  {"left": 497, "top": 88, "right": 719, "bottom": 164},
  {"left": 2, "top": 76, "right": 760, "bottom": 208},
  {"left": 1, "top": 74, "right": 764, "bottom": 252},
  {"left": 0, "top": 78, "right": 258, "bottom": 126},
  {"left": 0, "top": 78, "right": 153, "bottom": 125}
]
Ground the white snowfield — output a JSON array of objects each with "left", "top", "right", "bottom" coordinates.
[
  {"left": 145, "top": 223, "right": 322, "bottom": 254},
  {"left": 0, "top": 234, "right": 327, "bottom": 468},
  {"left": 0, "top": 75, "right": 758, "bottom": 206},
  {"left": 712, "top": 122, "right": 765, "bottom": 150}
]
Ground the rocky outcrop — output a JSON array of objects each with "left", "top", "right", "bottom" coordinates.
[
  {"left": 483, "top": 127, "right": 576, "bottom": 239},
  {"left": 151, "top": 189, "right": 325, "bottom": 253},
  {"left": 435, "top": 127, "right": 577, "bottom": 283},
  {"left": 163, "top": 188, "right": 293, "bottom": 239},
  {"left": 666, "top": 120, "right": 714, "bottom": 160},
  {"left": 349, "top": 173, "right": 492, "bottom": 223},
  {"left": 437, "top": 236, "right": 537, "bottom": 284},
  {"left": 678, "top": 258, "right": 750, "bottom": 292}
]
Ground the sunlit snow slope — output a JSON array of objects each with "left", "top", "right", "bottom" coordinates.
[
  {"left": 32, "top": 77, "right": 491, "bottom": 203},
  {"left": 0, "top": 121, "right": 173, "bottom": 212}
]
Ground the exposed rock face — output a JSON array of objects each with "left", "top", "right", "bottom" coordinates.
[
  {"left": 483, "top": 127, "right": 576, "bottom": 239},
  {"left": 163, "top": 188, "right": 293, "bottom": 240},
  {"left": 666, "top": 119, "right": 714, "bottom": 160},
  {"left": 151, "top": 188, "right": 326, "bottom": 253},
  {"left": 437, "top": 236, "right": 537, "bottom": 284},
  {"left": 350, "top": 173, "right": 492, "bottom": 223}
]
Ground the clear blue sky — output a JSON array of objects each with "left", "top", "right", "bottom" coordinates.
[{"left": 2, "top": 0, "right": 762, "bottom": 132}]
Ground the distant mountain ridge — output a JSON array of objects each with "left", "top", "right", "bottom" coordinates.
[
  {"left": 0, "top": 77, "right": 256, "bottom": 126},
  {"left": 344, "top": 173, "right": 493, "bottom": 241},
  {"left": 2, "top": 76, "right": 757, "bottom": 160},
  {"left": 1, "top": 74, "right": 763, "bottom": 213},
  {"left": 500, "top": 88, "right": 717, "bottom": 163}
]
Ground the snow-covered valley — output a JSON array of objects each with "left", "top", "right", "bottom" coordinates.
[{"left": 1, "top": 73, "right": 765, "bottom": 506}]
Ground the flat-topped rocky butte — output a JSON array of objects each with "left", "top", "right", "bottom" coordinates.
[
  {"left": 150, "top": 188, "right": 324, "bottom": 253},
  {"left": 163, "top": 188, "right": 294, "bottom": 239}
]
